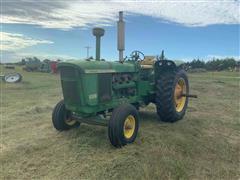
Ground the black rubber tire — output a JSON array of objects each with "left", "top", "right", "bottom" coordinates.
[
  {"left": 1, "top": 76, "right": 5, "bottom": 82},
  {"left": 155, "top": 69, "right": 189, "bottom": 122},
  {"left": 2, "top": 73, "right": 22, "bottom": 83},
  {"left": 15, "top": 73, "right": 22, "bottom": 83},
  {"left": 52, "top": 100, "right": 80, "bottom": 131},
  {"left": 108, "top": 104, "right": 139, "bottom": 148}
]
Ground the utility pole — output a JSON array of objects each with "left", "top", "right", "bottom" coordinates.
[{"left": 84, "top": 46, "right": 91, "bottom": 58}]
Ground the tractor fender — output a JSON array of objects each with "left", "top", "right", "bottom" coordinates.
[{"left": 154, "top": 60, "right": 178, "bottom": 76}]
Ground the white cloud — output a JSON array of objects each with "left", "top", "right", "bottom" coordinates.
[
  {"left": 0, "top": 32, "right": 53, "bottom": 51},
  {"left": 1, "top": 1, "right": 239, "bottom": 30}
]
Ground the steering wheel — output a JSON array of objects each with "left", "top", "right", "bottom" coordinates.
[{"left": 130, "top": 50, "right": 145, "bottom": 61}]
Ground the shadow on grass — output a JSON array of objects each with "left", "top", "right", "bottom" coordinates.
[
  {"left": 139, "top": 110, "right": 162, "bottom": 124},
  {"left": 60, "top": 124, "right": 109, "bottom": 149},
  {"left": 58, "top": 110, "right": 164, "bottom": 149}
]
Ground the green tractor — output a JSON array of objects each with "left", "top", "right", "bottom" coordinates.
[{"left": 52, "top": 12, "right": 196, "bottom": 147}]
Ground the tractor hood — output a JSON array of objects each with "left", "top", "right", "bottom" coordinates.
[{"left": 57, "top": 60, "right": 137, "bottom": 73}]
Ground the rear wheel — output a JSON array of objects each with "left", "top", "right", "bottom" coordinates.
[
  {"left": 52, "top": 100, "right": 80, "bottom": 131},
  {"left": 155, "top": 69, "right": 189, "bottom": 122},
  {"left": 108, "top": 104, "right": 139, "bottom": 148}
]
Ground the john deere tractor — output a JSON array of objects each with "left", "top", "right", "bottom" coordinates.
[{"left": 52, "top": 12, "right": 196, "bottom": 147}]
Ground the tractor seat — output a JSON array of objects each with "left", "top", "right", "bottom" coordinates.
[{"left": 140, "top": 56, "right": 155, "bottom": 69}]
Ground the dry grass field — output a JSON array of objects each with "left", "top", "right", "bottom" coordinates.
[{"left": 1, "top": 66, "right": 239, "bottom": 179}]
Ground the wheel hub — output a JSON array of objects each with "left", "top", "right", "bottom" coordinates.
[
  {"left": 174, "top": 78, "right": 187, "bottom": 112},
  {"left": 123, "top": 115, "right": 135, "bottom": 139},
  {"left": 64, "top": 112, "right": 77, "bottom": 126}
]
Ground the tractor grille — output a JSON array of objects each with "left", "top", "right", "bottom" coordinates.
[
  {"left": 98, "top": 74, "right": 112, "bottom": 102},
  {"left": 61, "top": 80, "right": 81, "bottom": 104},
  {"left": 60, "top": 67, "right": 77, "bottom": 78},
  {"left": 60, "top": 67, "right": 80, "bottom": 104}
]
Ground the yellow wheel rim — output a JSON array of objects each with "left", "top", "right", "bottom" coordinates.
[
  {"left": 174, "top": 78, "right": 186, "bottom": 112},
  {"left": 123, "top": 115, "right": 136, "bottom": 139},
  {"left": 65, "top": 118, "right": 76, "bottom": 126}
]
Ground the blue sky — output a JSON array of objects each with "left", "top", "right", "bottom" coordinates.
[{"left": 1, "top": 1, "right": 239, "bottom": 62}]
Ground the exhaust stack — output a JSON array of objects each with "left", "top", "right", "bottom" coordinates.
[
  {"left": 92, "top": 27, "right": 105, "bottom": 61},
  {"left": 117, "top": 11, "right": 125, "bottom": 62}
]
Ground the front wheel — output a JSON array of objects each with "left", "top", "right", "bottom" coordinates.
[
  {"left": 52, "top": 100, "right": 80, "bottom": 131},
  {"left": 108, "top": 104, "right": 139, "bottom": 148}
]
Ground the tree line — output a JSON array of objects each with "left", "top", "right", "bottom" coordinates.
[
  {"left": 181, "top": 58, "right": 239, "bottom": 71},
  {"left": 2, "top": 56, "right": 239, "bottom": 71}
]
